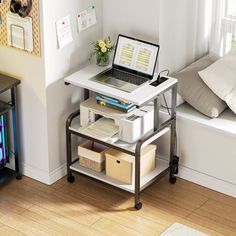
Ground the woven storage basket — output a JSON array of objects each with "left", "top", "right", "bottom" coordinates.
[
  {"left": 78, "top": 141, "right": 107, "bottom": 172},
  {"left": 80, "top": 156, "right": 105, "bottom": 172}
]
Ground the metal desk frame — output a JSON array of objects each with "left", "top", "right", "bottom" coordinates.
[{"left": 65, "top": 78, "right": 178, "bottom": 210}]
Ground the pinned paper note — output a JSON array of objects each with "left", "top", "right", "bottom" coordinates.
[
  {"left": 56, "top": 15, "right": 73, "bottom": 49},
  {"left": 77, "top": 6, "right": 97, "bottom": 32}
]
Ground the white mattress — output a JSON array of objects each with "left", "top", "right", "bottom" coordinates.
[{"left": 177, "top": 103, "right": 236, "bottom": 136}]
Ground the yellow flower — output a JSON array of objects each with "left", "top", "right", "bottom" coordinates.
[
  {"left": 101, "top": 47, "right": 107, "bottom": 53},
  {"left": 106, "top": 42, "right": 112, "bottom": 49},
  {"left": 98, "top": 40, "right": 106, "bottom": 48}
]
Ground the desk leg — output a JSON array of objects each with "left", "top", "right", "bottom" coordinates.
[
  {"left": 169, "top": 85, "right": 178, "bottom": 184},
  {"left": 66, "top": 118, "right": 73, "bottom": 183},
  {"left": 11, "top": 87, "right": 22, "bottom": 179},
  {"left": 154, "top": 96, "right": 160, "bottom": 131},
  {"left": 66, "top": 121, "right": 75, "bottom": 183},
  {"left": 84, "top": 89, "right": 89, "bottom": 100},
  {"left": 134, "top": 144, "right": 142, "bottom": 210},
  {"left": 66, "top": 129, "right": 74, "bottom": 183},
  {"left": 169, "top": 120, "right": 176, "bottom": 183},
  {"left": 66, "top": 110, "right": 80, "bottom": 183}
]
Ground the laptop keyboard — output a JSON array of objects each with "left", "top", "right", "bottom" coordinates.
[{"left": 108, "top": 69, "right": 147, "bottom": 86}]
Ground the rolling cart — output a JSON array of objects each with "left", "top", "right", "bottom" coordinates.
[{"left": 64, "top": 64, "right": 179, "bottom": 210}]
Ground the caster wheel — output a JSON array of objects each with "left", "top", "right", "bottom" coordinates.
[
  {"left": 16, "top": 174, "right": 22, "bottom": 180},
  {"left": 169, "top": 176, "right": 176, "bottom": 184},
  {"left": 173, "top": 155, "right": 179, "bottom": 163},
  {"left": 67, "top": 176, "right": 75, "bottom": 183},
  {"left": 172, "top": 155, "right": 179, "bottom": 175},
  {"left": 135, "top": 202, "right": 142, "bottom": 210},
  {"left": 173, "top": 165, "right": 179, "bottom": 175}
]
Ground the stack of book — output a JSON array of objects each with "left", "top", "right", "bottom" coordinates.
[{"left": 96, "top": 94, "right": 135, "bottom": 113}]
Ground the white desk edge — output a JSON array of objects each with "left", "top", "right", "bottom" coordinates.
[{"left": 64, "top": 64, "right": 177, "bottom": 106}]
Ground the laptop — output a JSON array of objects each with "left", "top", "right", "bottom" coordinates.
[{"left": 90, "top": 34, "right": 160, "bottom": 93}]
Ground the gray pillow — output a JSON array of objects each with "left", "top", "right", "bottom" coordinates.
[{"left": 172, "top": 55, "right": 227, "bottom": 118}]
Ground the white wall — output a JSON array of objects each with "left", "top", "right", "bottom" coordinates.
[
  {"left": 42, "top": 0, "right": 103, "bottom": 181},
  {"left": 103, "top": 0, "right": 160, "bottom": 45},
  {"left": 159, "top": 0, "right": 212, "bottom": 73},
  {"left": 0, "top": 0, "right": 103, "bottom": 184},
  {"left": 102, "top": 0, "right": 211, "bottom": 74},
  {"left": 39, "top": 0, "right": 159, "bottom": 183},
  {"left": 0, "top": 2, "right": 49, "bottom": 179},
  {"left": 41, "top": 0, "right": 161, "bottom": 182}
]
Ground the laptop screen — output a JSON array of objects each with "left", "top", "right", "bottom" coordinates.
[{"left": 113, "top": 35, "right": 160, "bottom": 79}]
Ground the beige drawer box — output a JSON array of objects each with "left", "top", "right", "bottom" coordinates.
[
  {"left": 78, "top": 141, "right": 107, "bottom": 172},
  {"left": 105, "top": 145, "right": 156, "bottom": 184}
]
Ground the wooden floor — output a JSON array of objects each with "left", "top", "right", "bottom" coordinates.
[{"left": 0, "top": 174, "right": 236, "bottom": 236}]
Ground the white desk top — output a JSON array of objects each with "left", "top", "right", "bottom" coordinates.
[{"left": 64, "top": 64, "right": 177, "bottom": 106}]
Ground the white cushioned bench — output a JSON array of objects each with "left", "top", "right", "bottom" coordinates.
[{"left": 158, "top": 104, "right": 236, "bottom": 198}]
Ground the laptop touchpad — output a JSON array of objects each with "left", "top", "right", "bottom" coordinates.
[
  {"left": 105, "top": 77, "right": 125, "bottom": 87},
  {"left": 121, "top": 83, "right": 138, "bottom": 92}
]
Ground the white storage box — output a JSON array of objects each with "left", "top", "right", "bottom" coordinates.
[
  {"left": 105, "top": 144, "right": 156, "bottom": 184},
  {"left": 78, "top": 141, "right": 107, "bottom": 172},
  {"left": 115, "top": 104, "right": 154, "bottom": 143}
]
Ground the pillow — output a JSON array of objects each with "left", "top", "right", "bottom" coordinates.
[
  {"left": 173, "top": 55, "right": 227, "bottom": 118},
  {"left": 199, "top": 50, "right": 236, "bottom": 114},
  {"left": 160, "top": 90, "right": 185, "bottom": 108}
]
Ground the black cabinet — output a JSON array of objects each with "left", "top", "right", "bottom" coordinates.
[{"left": 0, "top": 74, "right": 21, "bottom": 185}]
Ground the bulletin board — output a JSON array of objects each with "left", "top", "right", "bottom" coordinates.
[{"left": 0, "top": 0, "right": 41, "bottom": 56}]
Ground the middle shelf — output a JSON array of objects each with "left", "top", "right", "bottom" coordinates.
[{"left": 69, "top": 115, "right": 170, "bottom": 154}]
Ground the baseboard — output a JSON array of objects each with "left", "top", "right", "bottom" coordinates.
[
  {"left": 22, "top": 163, "right": 67, "bottom": 185},
  {"left": 179, "top": 166, "right": 236, "bottom": 198}
]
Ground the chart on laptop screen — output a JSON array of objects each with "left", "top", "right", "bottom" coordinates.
[{"left": 114, "top": 36, "right": 159, "bottom": 75}]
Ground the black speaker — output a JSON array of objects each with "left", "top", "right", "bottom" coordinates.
[{"left": 10, "top": 0, "right": 32, "bottom": 18}]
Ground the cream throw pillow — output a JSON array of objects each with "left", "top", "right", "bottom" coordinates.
[
  {"left": 199, "top": 50, "right": 236, "bottom": 113},
  {"left": 174, "top": 55, "right": 227, "bottom": 118}
]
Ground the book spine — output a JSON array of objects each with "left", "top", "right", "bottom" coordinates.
[
  {"left": 97, "top": 100, "right": 131, "bottom": 113},
  {"left": 97, "top": 94, "right": 120, "bottom": 103},
  {"left": 97, "top": 94, "right": 132, "bottom": 107},
  {"left": 96, "top": 96, "right": 134, "bottom": 110}
]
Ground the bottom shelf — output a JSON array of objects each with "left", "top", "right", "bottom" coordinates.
[
  {"left": 70, "top": 158, "right": 169, "bottom": 193},
  {"left": 0, "top": 167, "right": 17, "bottom": 185}
]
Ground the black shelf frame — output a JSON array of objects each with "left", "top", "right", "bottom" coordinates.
[
  {"left": 0, "top": 74, "right": 21, "bottom": 186},
  {"left": 0, "top": 167, "right": 18, "bottom": 185},
  {"left": 0, "top": 101, "right": 13, "bottom": 116},
  {"left": 65, "top": 79, "right": 178, "bottom": 210}
]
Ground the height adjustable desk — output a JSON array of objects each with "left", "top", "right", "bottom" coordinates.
[{"left": 64, "top": 64, "right": 178, "bottom": 210}]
